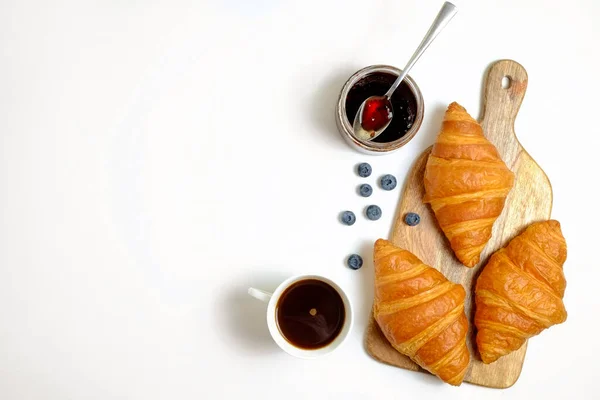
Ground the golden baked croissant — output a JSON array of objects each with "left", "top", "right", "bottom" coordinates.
[
  {"left": 423, "top": 102, "right": 515, "bottom": 267},
  {"left": 373, "top": 239, "right": 470, "bottom": 385},
  {"left": 475, "top": 220, "right": 567, "bottom": 364}
]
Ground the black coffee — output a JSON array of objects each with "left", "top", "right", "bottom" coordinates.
[{"left": 276, "top": 279, "right": 345, "bottom": 350}]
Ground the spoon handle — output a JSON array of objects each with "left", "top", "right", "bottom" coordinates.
[{"left": 384, "top": 2, "right": 458, "bottom": 98}]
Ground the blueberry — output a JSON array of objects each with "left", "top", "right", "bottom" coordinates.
[
  {"left": 357, "top": 163, "right": 372, "bottom": 178},
  {"left": 404, "top": 212, "right": 421, "bottom": 226},
  {"left": 347, "top": 254, "right": 363, "bottom": 270},
  {"left": 380, "top": 174, "right": 397, "bottom": 190},
  {"left": 359, "top": 183, "right": 373, "bottom": 197},
  {"left": 340, "top": 211, "right": 356, "bottom": 226},
  {"left": 365, "top": 205, "right": 382, "bottom": 221}
]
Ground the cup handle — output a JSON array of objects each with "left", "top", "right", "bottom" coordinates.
[{"left": 248, "top": 287, "right": 273, "bottom": 303}]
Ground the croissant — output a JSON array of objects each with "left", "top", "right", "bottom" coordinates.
[
  {"left": 475, "top": 220, "right": 567, "bottom": 364},
  {"left": 423, "top": 102, "right": 515, "bottom": 267},
  {"left": 373, "top": 239, "right": 470, "bottom": 385}
]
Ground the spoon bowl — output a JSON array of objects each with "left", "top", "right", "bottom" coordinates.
[{"left": 352, "top": 95, "right": 393, "bottom": 141}]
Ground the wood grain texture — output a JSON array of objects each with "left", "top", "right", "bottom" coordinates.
[{"left": 365, "top": 60, "right": 553, "bottom": 388}]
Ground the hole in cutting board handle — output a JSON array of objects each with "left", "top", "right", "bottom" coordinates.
[{"left": 501, "top": 76, "right": 511, "bottom": 89}]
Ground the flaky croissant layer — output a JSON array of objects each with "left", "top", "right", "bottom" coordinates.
[
  {"left": 424, "top": 102, "right": 515, "bottom": 267},
  {"left": 373, "top": 239, "right": 470, "bottom": 385},
  {"left": 475, "top": 220, "right": 568, "bottom": 364}
]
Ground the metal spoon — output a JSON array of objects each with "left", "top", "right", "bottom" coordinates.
[{"left": 353, "top": 2, "right": 458, "bottom": 141}]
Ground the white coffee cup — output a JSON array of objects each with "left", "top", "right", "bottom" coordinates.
[{"left": 248, "top": 274, "right": 353, "bottom": 359}]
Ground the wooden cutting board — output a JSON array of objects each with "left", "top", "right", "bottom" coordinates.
[{"left": 365, "top": 60, "right": 553, "bottom": 388}]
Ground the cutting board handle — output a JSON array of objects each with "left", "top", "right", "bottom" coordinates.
[{"left": 480, "top": 60, "right": 528, "bottom": 131}]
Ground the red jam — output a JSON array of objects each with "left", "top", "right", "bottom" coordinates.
[
  {"left": 361, "top": 96, "right": 393, "bottom": 134},
  {"left": 345, "top": 72, "right": 417, "bottom": 143}
]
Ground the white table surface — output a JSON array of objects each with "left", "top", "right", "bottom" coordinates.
[{"left": 1, "top": 1, "right": 599, "bottom": 399}]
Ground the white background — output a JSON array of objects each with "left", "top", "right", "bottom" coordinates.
[{"left": 1, "top": 0, "right": 599, "bottom": 399}]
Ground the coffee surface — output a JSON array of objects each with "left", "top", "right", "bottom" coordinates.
[{"left": 276, "top": 279, "right": 345, "bottom": 349}]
